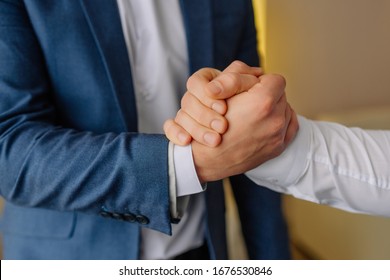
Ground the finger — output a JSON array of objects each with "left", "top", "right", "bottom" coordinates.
[
  {"left": 223, "top": 60, "right": 263, "bottom": 77},
  {"left": 186, "top": 63, "right": 263, "bottom": 112},
  {"left": 181, "top": 92, "right": 228, "bottom": 134},
  {"left": 205, "top": 61, "right": 263, "bottom": 99},
  {"left": 205, "top": 72, "right": 260, "bottom": 100},
  {"left": 248, "top": 74, "right": 287, "bottom": 104},
  {"left": 163, "top": 119, "right": 192, "bottom": 146},
  {"left": 175, "top": 109, "right": 221, "bottom": 147},
  {"left": 186, "top": 69, "right": 227, "bottom": 115},
  {"left": 186, "top": 68, "right": 221, "bottom": 94}
]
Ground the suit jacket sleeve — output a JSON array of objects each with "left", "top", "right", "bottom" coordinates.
[{"left": 0, "top": 1, "right": 172, "bottom": 234}]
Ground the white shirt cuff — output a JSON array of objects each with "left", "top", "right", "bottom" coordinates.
[
  {"left": 167, "top": 142, "right": 205, "bottom": 220},
  {"left": 245, "top": 116, "right": 311, "bottom": 186},
  {"left": 173, "top": 144, "right": 205, "bottom": 197}
]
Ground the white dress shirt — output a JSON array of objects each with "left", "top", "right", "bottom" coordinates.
[
  {"left": 247, "top": 116, "right": 390, "bottom": 217},
  {"left": 117, "top": 0, "right": 205, "bottom": 259}
]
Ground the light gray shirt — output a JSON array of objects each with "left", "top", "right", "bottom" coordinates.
[{"left": 117, "top": 0, "right": 206, "bottom": 259}]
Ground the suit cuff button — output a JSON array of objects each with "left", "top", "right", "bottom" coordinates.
[
  {"left": 135, "top": 215, "right": 149, "bottom": 225},
  {"left": 123, "top": 213, "right": 136, "bottom": 223},
  {"left": 99, "top": 210, "right": 112, "bottom": 218},
  {"left": 112, "top": 213, "right": 124, "bottom": 220}
]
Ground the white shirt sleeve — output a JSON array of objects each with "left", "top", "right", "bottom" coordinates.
[
  {"left": 246, "top": 116, "right": 390, "bottom": 217},
  {"left": 168, "top": 142, "right": 205, "bottom": 219}
]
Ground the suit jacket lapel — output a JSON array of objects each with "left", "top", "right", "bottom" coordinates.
[
  {"left": 180, "top": 0, "right": 214, "bottom": 73},
  {"left": 79, "top": 0, "right": 138, "bottom": 132},
  {"left": 79, "top": 0, "right": 215, "bottom": 131}
]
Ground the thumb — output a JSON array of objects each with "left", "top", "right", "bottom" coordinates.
[
  {"left": 205, "top": 72, "right": 260, "bottom": 99},
  {"left": 205, "top": 61, "right": 263, "bottom": 100}
]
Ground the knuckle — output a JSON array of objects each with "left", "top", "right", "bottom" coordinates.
[
  {"left": 272, "top": 116, "right": 286, "bottom": 135},
  {"left": 187, "top": 68, "right": 213, "bottom": 92},
  {"left": 186, "top": 75, "right": 197, "bottom": 92},
  {"left": 258, "top": 95, "right": 274, "bottom": 117},
  {"left": 231, "top": 60, "right": 247, "bottom": 71},
  {"left": 163, "top": 119, "right": 173, "bottom": 133},
  {"left": 180, "top": 93, "right": 191, "bottom": 110},
  {"left": 227, "top": 72, "right": 240, "bottom": 84},
  {"left": 222, "top": 72, "right": 240, "bottom": 91},
  {"left": 175, "top": 109, "right": 186, "bottom": 124},
  {"left": 268, "top": 74, "right": 287, "bottom": 88},
  {"left": 265, "top": 110, "right": 287, "bottom": 134},
  {"left": 163, "top": 120, "right": 181, "bottom": 142}
]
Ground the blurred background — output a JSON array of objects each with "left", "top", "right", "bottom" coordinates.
[
  {"left": 226, "top": 0, "right": 390, "bottom": 260},
  {"left": 2, "top": 0, "right": 390, "bottom": 260}
]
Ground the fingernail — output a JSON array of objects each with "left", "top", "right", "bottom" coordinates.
[
  {"left": 211, "top": 119, "right": 224, "bottom": 133},
  {"left": 207, "top": 81, "right": 222, "bottom": 96},
  {"left": 178, "top": 132, "right": 189, "bottom": 144},
  {"left": 211, "top": 102, "right": 225, "bottom": 114},
  {"left": 203, "top": 132, "right": 218, "bottom": 146}
]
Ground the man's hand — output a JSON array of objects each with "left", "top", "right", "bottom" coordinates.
[
  {"left": 164, "top": 61, "right": 299, "bottom": 183},
  {"left": 196, "top": 74, "right": 298, "bottom": 182},
  {"left": 164, "top": 61, "right": 262, "bottom": 147}
]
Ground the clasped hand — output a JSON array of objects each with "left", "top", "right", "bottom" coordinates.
[{"left": 164, "top": 61, "right": 299, "bottom": 183}]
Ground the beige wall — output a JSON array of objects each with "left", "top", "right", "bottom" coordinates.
[
  {"left": 264, "top": 0, "right": 390, "bottom": 118},
  {"left": 259, "top": 0, "right": 390, "bottom": 259}
]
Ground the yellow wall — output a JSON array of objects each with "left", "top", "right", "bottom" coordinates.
[
  {"left": 253, "top": 0, "right": 390, "bottom": 259},
  {"left": 252, "top": 0, "right": 267, "bottom": 66}
]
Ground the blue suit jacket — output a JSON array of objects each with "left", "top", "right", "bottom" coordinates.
[{"left": 0, "top": 0, "right": 290, "bottom": 259}]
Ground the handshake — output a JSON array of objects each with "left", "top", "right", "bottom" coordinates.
[{"left": 164, "top": 61, "right": 299, "bottom": 183}]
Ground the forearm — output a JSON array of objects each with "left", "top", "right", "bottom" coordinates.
[
  {"left": 0, "top": 1, "right": 168, "bottom": 233},
  {"left": 246, "top": 116, "right": 390, "bottom": 216},
  {"left": 0, "top": 119, "right": 172, "bottom": 230}
]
